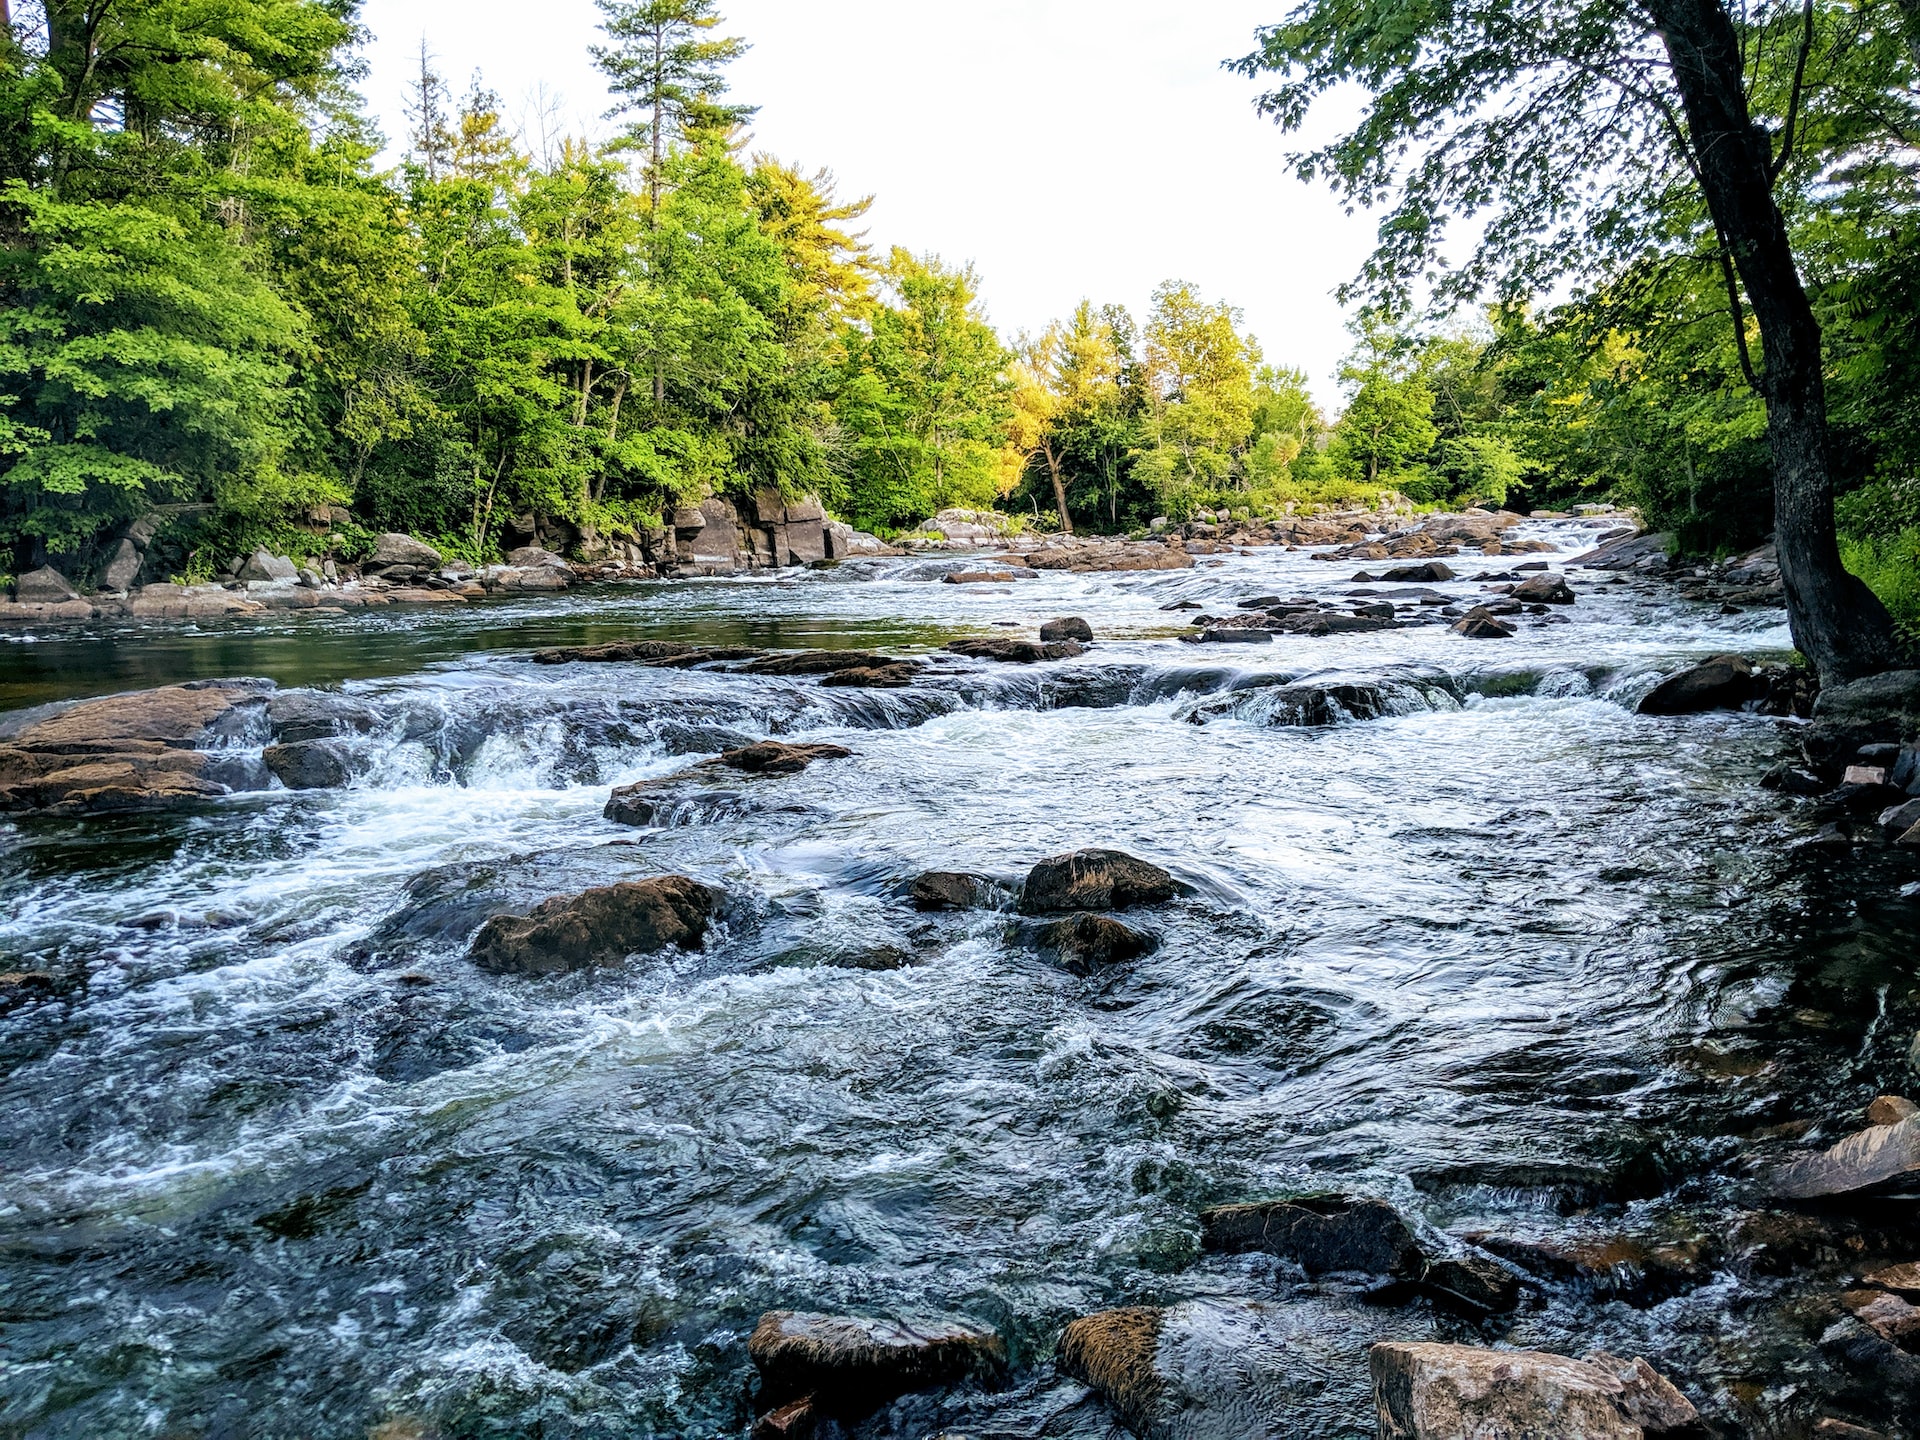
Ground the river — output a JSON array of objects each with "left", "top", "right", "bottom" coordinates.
[{"left": 3, "top": 518, "right": 1916, "bottom": 1438}]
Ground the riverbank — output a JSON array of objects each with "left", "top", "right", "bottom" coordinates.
[{"left": 4, "top": 513, "right": 1920, "bottom": 1438}]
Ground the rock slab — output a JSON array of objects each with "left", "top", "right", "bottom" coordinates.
[{"left": 1372, "top": 1342, "right": 1696, "bottom": 1439}]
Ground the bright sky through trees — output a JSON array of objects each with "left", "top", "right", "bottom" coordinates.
[{"left": 356, "top": 0, "right": 1373, "bottom": 404}]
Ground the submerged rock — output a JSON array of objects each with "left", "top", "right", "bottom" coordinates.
[
  {"left": 944, "top": 637, "right": 1085, "bottom": 663},
  {"left": 468, "top": 876, "right": 715, "bottom": 974},
  {"left": 1019, "top": 849, "right": 1177, "bottom": 914},
  {"left": 1040, "top": 616, "right": 1095, "bottom": 643},
  {"left": 1371, "top": 1342, "right": 1696, "bottom": 1439},
  {"left": 1639, "top": 655, "right": 1759, "bottom": 715},
  {"left": 1057, "top": 1299, "right": 1322, "bottom": 1440},
  {"left": 1771, "top": 1116, "right": 1920, "bottom": 1199},
  {"left": 748, "top": 1310, "right": 1002, "bottom": 1418},
  {"left": 1201, "top": 1194, "right": 1426, "bottom": 1277},
  {"left": 819, "top": 662, "right": 919, "bottom": 688},
  {"left": 605, "top": 743, "right": 850, "bottom": 826},
  {"left": 741, "top": 650, "right": 918, "bottom": 678},
  {"left": 531, "top": 640, "right": 762, "bottom": 667},
  {"left": 1030, "top": 913, "right": 1156, "bottom": 974},
  {"left": 1188, "top": 628, "right": 1274, "bottom": 644}
]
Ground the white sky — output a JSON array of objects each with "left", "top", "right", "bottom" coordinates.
[{"left": 355, "top": 0, "right": 1376, "bottom": 406}]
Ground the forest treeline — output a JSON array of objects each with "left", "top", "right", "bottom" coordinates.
[{"left": 0, "top": 0, "right": 1914, "bottom": 630}]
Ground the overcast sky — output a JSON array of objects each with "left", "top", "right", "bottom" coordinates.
[{"left": 355, "top": 0, "right": 1377, "bottom": 405}]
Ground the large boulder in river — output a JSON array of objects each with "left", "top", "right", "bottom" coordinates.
[
  {"left": 1201, "top": 1194, "right": 1426, "bottom": 1277},
  {"left": 263, "top": 740, "right": 351, "bottom": 790},
  {"left": 1511, "top": 571, "right": 1575, "bottom": 604},
  {"left": 1639, "top": 654, "right": 1759, "bottom": 715},
  {"left": 1040, "top": 616, "right": 1095, "bottom": 643},
  {"left": 1371, "top": 1342, "right": 1697, "bottom": 1438},
  {"left": 748, "top": 1310, "right": 1002, "bottom": 1420},
  {"left": 468, "top": 876, "right": 715, "bottom": 974},
  {"left": 1019, "top": 848, "right": 1177, "bottom": 914},
  {"left": 0, "top": 681, "right": 270, "bottom": 816},
  {"left": 1057, "top": 1299, "right": 1324, "bottom": 1439},
  {"left": 1452, "top": 606, "right": 1516, "bottom": 638}
]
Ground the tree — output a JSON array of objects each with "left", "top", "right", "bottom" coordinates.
[
  {"left": 1234, "top": 0, "right": 1910, "bottom": 680},
  {"left": 1136, "top": 281, "right": 1258, "bottom": 513}
]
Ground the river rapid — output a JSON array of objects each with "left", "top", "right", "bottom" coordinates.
[{"left": 3, "top": 518, "right": 1918, "bottom": 1439}]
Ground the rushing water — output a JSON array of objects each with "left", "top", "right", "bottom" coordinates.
[{"left": 3, "top": 521, "right": 1918, "bottom": 1439}]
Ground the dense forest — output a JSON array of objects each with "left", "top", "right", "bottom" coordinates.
[{"left": 0, "top": 0, "right": 1914, "bottom": 633}]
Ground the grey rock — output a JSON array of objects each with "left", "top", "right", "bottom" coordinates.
[
  {"left": 267, "top": 690, "right": 381, "bottom": 745},
  {"left": 1639, "top": 654, "right": 1758, "bottom": 715},
  {"left": 1511, "top": 572, "right": 1576, "bottom": 604},
  {"left": 263, "top": 740, "right": 351, "bottom": 790},
  {"left": 1371, "top": 1343, "right": 1648, "bottom": 1439},
  {"left": 102, "top": 539, "right": 143, "bottom": 592},
  {"left": 13, "top": 566, "right": 78, "bottom": 602},
  {"left": 1201, "top": 1194, "right": 1426, "bottom": 1277},
  {"left": 367, "top": 533, "right": 443, "bottom": 571},
  {"left": 505, "top": 546, "right": 568, "bottom": 569},
  {"left": 239, "top": 549, "right": 298, "bottom": 583},
  {"left": 1039, "top": 616, "right": 1095, "bottom": 643}
]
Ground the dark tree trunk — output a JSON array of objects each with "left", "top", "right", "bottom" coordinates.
[
  {"left": 1646, "top": 0, "right": 1908, "bottom": 683},
  {"left": 1047, "top": 447, "right": 1073, "bottom": 534}
]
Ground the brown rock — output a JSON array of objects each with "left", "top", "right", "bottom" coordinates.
[
  {"left": 531, "top": 640, "right": 761, "bottom": 667},
  {"left": 1867, "top": 1096, "right": 1919, "bottom": 1127},
  {"left": 1583, "top": 1351, "right": 1701, "bottom": 1432},
  {"left": 1451, "top": 606, "right": 1516, "bottom": 639},
  {"left": 1814, "top": 1419, "right": 1895, "bottom": 1438},
  {"left": 707, "top": 742, "right": 852, "bottom": 776},
  {"left": 1510, "top": 572, "right": 1575, "bottom": 604},
  {"left": 752, "top": 1396, "right": 818, "bottom": 1440},
  {"left": 1771, "top": 1117, "right": 1920, "bottom": 1199},
  {"left": 1863, "top": 1261, "right": 1920, "bottom": 1295},
  {"left": 1843, "top": 1288, "right": 1920, "bottom": 1344},
  {"left": 740, "top": 650, "right": 915, "bottom": 677},
  {"left": 908, "top": 872, "right": 1002, "bottom": 911},
  {"left": 818, "top": 663, "right": 918, "bottom": 688},
  {"left": 468, "top": 877, "right": 715, "bottom": 975},
  {"left": 1055, "top": 1308, "right": 1164, "bottom": 1432},
  {"left": 1039, "top": 617, "right": 1095, "bottom": 643},
  {"left": 748, "top": 1310, "right": 1002, "bottom": 1414},
  {"left": 1018, "top": 848, "right": 1176, "bottom": 914},
  {"left": 944, "top": 637, "right": 1084, "bottom": 663}
]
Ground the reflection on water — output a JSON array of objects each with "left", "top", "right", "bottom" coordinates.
[{"left": 2, "top": 523, "right": 1916, "bottom": 1438}]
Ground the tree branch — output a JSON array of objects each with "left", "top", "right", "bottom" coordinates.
[
  {"left": 1769, "top": 0, "right": 1816, "bottom": 179},
  {"left": 1717, "top": 242, "right": 1762, "bottom": 391}
]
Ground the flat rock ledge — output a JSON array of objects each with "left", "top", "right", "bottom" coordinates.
[
  {"left": 748, "top": 1309, "right": 1003, "bottom": 1431},
  {"left": 605, "top": 743, "right": 851, "bottom": 827},
  {"left": 468, "top": 876, "right": 715, "bottom": 974}
]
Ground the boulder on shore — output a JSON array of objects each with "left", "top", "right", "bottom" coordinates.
[
  {"left": 239, "top": 549, "right": 298, "bottom": 583},
  {"left": 1019, "top": 848, "right": 1177, "bottom": 914},
  {"left": 13, "top": 566, "right": 79, "bottom": 603},
  {"left": 1639, "top": 654, "right": 1759, "bottom": 715},
  {"left": 468, "top": 876, "right": 715, "bottom": 974},
  {"left": 367, "top": 533, "right": 443, "bottom": 572},
  {"left": 748, "top": 1310, "right": 1002, "bottom": 1419},
  {"left": 1371, "top": 1342, "right": 1698, "bottom": 1439}
]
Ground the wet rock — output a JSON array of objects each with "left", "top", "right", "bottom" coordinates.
[
  {"left": 748, "top": 1310, "right": 1003, "bottom": 1416},
  {"left": 1868, "top": 1096, "right": 1919, "bottom": 1126},
  {"left": 1511, "top": 572, "right": 1575, "bottom": 604},
  {"left": 1030, "top": 913, "right": 1156, "bottom": 974},
  {"left": 818, "top": 662, "right": 919, "bottom": 688},
  {"left": 1637, "top": 663, "right": 1756, "bottom": 722},
  {"left": 944, "top": 637, "right": 1084, "bottom": 663},
  {"left": 908, "top": 871, "right": 1004, "bottom": 911},
  {"left": 1057, "top": 1299, "right": 1319, "bottom": 1440},
  {"left": 468, "top": 876, "right": 715, "bottom": 974},
  {"left": 1380, "top": 561, "right": 1456, "bottom": 583},
  {"left": 1420, "top": 1252, "right": 1523, "bottom": 1314},
  {"left": 1019, "top": 849, "right": 1177, "bottom": 914},
  {"left": 942, "top": 569, "right": 1027, "bottom": 584},
  {"left": 0, "top": 681, "right": 271, "bottom": 816},
  {"left": 239, "top": 548, "right": 298, "bottom": 582},
  {"left": 741, "top": 650, "right": 917, "bottom": 677},
  {"left": 1188, "top": 628, "right": 1273, "bottom": 644},
  {"left": 1578, "top": 530, "right": 1668, "bottom": 570},
  {"left": 1582, "top": 1352, "right": 1702, "bottom": 1433},
  {"left": 531, "top": 640, "right": 762, "bottom": 667},
  {"left": 13, "top": 566, "right": 78, "bottom": 602},
  {"left": 267, "top": 690, "right": 381, "bottom": 744},
  {"left": 752, "top": 1396, "right": 818, "bottom": 1439},
  {"left": 263, "top": 740, "right": 351, "bottom": 790},
  {"left": 0, "top": 971, "right": 60, "bottom": 1009},
  {"left": 1803, "top": 670, "right": 1920, "bottom": 771},
  {"left": 1864, "top": 1261, "right": 1920, "bottom": 1294},
  {"left": 1762, "top": 762, "right": 1827, "bottom": 795},
  {"left": 1371, "top": 1342, "right": 1693, "bottom": 1439},
  {"left": 1814, "top": 1422, "right": 1894, "bottom": 1439},
  {"left": 1201, "top": 1194, "right": 1425, "bottom": 1277},
  {"left": 1353, "top": 601, "right": 1398, "bottom": 620},
  {"left": 1771, "top": 1116, "right": 1920, "bottom": 1199},
  {"left": 1471, "top": 1231, "right": 1715, "bottom": 1305},
  {"left": 1842, "top": 1288, "right": 1920, "bottom": 1345},
  {"left": 1451, "top": 607, "right": 1516, "bottom": 638},
  {"left": 709, "top": 742, "right": 852, "bottom": 776},
  {"left": 367, "top": 533, "right": 443, "bottom": 572},
  {"left": 1039, "top": 617, "right": 1095, "bottom": 643},
  {"left": 1878, "top": 799, "right": 1920, "bottom": 837}
]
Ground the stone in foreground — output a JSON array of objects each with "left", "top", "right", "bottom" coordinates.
[
  {"left": 1200, "top": 1193, "right": 1426, "bottom": 1277},
  {"left": 468, "top": 877, "right": 715, "bottom": 974},
  {"left": 1371, "top": 1342, "right": 1697, "bottom": 1439},
  {"left": 748, "top": 1310, "right": 1002, "bottom": 1417},
  {"left": 1019, "top": 848, "right": 1177, "bottom": 914}
]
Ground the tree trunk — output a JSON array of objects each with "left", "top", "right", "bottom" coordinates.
[
  {"left": 1047, "top": 445, "right": 1073, "bottom": 534},
  {"left": 1646, "top": 0, "right": 1907, "bottom": 683}
]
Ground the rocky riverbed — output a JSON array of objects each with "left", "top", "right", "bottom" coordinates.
[{"left": 2, "top": 514, "right": 1919, "bottom": 1439}]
